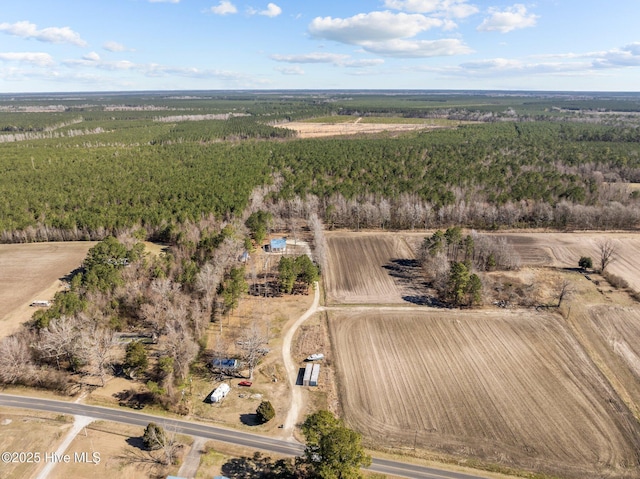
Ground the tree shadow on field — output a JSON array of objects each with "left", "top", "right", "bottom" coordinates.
[
  {"left": 125, "top": 436, "right": 147, "bottom": 450},
  {"left": 240, "top": 413, "right": 262, "bottom": 426},
  {"left": 221, "top": 452, "right": 297, "bottom": 478},
  {"left": 59, "top": 266, "right": 84, "bottom": 283},
  {"left": 383, "top": 258, "right": 424, "bottom": 286},
  {"left": 114, "top": 388, "right": 153, "bottom": 409},
  {"left": 402, "top": 295, "right": 450, "bottom": 308},
  {"left": 384, "top": 258, "right": 432, "bottom": 305}
]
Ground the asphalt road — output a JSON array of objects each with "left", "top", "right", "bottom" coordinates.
[{"left": 0, "top": 393, "right": 489, "bottom": 479}]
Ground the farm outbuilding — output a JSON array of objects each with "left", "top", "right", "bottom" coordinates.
[
  {"left": 210, "top": 383, "right": 231, "bottom": 403},
  {"left": 303, "top": 363, "right": 313, "bottom": 386},
  {"left": 310, "top": 364, "right": 320, "bottom": 387},
  {"left": 212, "top": 358, "right": 239, "bottom": 370},
  {"left": 269, "top": 237, "right": 287, "bottom": 253}
]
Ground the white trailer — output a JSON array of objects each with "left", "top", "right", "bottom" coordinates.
[
  {"left": 210, "top": 383, "right": 230, "bottom": 403},
  {"left": 310, "top": 364, "right": 320, "bottom": 387},
  {"left": 30, "top": 300, "right": 51, "bottom": 307}
]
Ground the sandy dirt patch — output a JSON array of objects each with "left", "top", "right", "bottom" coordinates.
[
  {"left": 284, "top": 121, "right": 444, "bottom": 138},
  {"left": 0, "top": 241, "right": 95, "bottom": 337},
  {"left": 328, "top": 309, "right": 640, "bottom": 479}
]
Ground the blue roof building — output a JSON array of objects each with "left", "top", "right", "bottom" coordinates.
[{"left": 270, "top": 237, "right": 287, "bottom": 252}]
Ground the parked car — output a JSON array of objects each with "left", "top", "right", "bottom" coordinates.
[{"left": 238, "top": 380, "right": 253, "bottom": 387}]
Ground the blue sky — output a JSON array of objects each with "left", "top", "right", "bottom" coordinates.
[{"left": 0, "top": 0, "right": 639, "bottom": 92}]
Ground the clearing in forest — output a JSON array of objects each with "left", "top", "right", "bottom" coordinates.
[
  {"left": 328, "top": 309, "right": 640, "bottom": 479},
  {"left": 283, "top": 119, "right": 447, "bottom": 138}
]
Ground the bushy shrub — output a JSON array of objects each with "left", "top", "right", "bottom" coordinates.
[{"left": 256, "top": 400, "right": 275, "bottom": 423}]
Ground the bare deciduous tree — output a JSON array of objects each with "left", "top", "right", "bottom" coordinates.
[
  {"left": 238, "top": 322, "right": 269, "bottom": 380},
  {"left": 0, "top": 334, "right": 34, "bottom": 384},
  {"left": 33, "top": 315, "right": 81, "bottom": 370},
  {"left": 161, "top": 321, "right": 199, "bottom": 384},
  {"left": 598, "top": 239, "right": 617, "bottom": 272},
  {"left": 195, "top": 261, "right": 223, "bottom": 306},
  {"left": 308, "top": 212, "right": 327, "bottom": 272},
  {"left": 556, "top": 278, "right": 574, "bottom": 307},
  {"left": 79, "top": 325, "right": 115, "bottom": 386}
]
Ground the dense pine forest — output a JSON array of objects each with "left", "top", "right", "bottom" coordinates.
[{"left": 2, "top": 90, "right": 640, "bottom": 241}]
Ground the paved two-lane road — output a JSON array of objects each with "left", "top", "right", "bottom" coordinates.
[{"left": 0, "top": 394, "right": 489, "bottom": 479}]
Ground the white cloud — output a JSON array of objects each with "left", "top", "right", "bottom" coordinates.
[
  {"left": 477, "top": 4, "right": 538, "bottom": 33},
  {"left": 343, "top": 58, "right": 385, "bottom": 67},
  {"left": 0, "top": 21, "right": 87, "bottom": 46},
  {"left": 82, "top": 52, "right": 101, "bottom": 62},
  {"left": 361, "top": 38, "right": 472, "bottom": 57},
  {"left": 592, "top": 43, "right": 640, "bottom": 68},
  {"left": 62, "top": 54, "right": 266, "bottom": 86},
  {"left": 306, "top": 11, "right": 472, "bottom": 58},
  {"left": 210, "top": 1, "right": 237, "bottom": 15},
  {"left": 271, "top": 52, "right": 350, "bottom": 64},
  {"left": 103, "top": 41, "right": 132, "bottom": 52},
  {"left": 451, "top": 42, "right": 640, "bottom": 79},
  {"left": 248, "top": 3, "right": 282, "bottom": 17},
  {"left": 384, "top": 0, "right": 478, "bottom": 18},
  {"left": 271, "top": 52, "right": 384, "bottom": 68},
  {"left": 455, "top": 57, "right": 594, "bottom": 78},
  {"left": 309, "top": 11, "right": 443, "bottom": 44},
  {"left": 523, "top": 43, "right": 640, "bottom": 71},
  {"left": 275, "top": 66, "right": 304, "bottom": 75},
  {"left": 0, "top": 52, "right": 54, "bottom": 66},
  {"left": 260, "top": 3, "right": 282, "bottom": 17}
]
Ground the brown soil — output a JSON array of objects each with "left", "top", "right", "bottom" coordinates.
[
  {"left": 284, "top": 121, "right": 444, "bottom": 138},
  {"left": 328, "top": 309, "right": 640, "bottom": 479},
  {"left": 322, "top": 231, "right": 640, "bottom": 478},
  {"left": 496, "top": 231, "right": 640, "bottom": 291},
  {"left": 0, "top": 242, "right": 95, "bottom": 338},
  {"left": 325, "top": 232, "right": 425, "bottom": 304}
]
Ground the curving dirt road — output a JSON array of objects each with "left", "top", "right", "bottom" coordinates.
[{"left": 281, "top": 281, "right": 320, "bottom": 439}]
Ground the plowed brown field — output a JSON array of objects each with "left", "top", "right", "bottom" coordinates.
[
  {"left": 0, "top": 242, "right": 95, "bottom": 337},
  {"left": 329, "top": 310, "right": 640, "bottom": 478},
  {"left": 324, "top": 232, "right": 425, "bottom": 304},
  {"left": 498, "top": 232, "right": 640, "bottom": 290}
]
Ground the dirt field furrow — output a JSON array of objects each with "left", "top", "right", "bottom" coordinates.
[
  {"left": 0, "top": 241, "right": 95, "bottom": 337},
  {"left": 329, "top": 310, "right": 640, "bottom": 478},
  {"left": 498, "top": 232, "right": 640, "bottom": 292},
  {"left": 325, "top": 232, "right": 423, "bottom": 304}
]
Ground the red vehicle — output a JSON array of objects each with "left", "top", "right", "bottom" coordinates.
[{"left": 238, "top": 380, "right": 252, "bottom": 387}]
